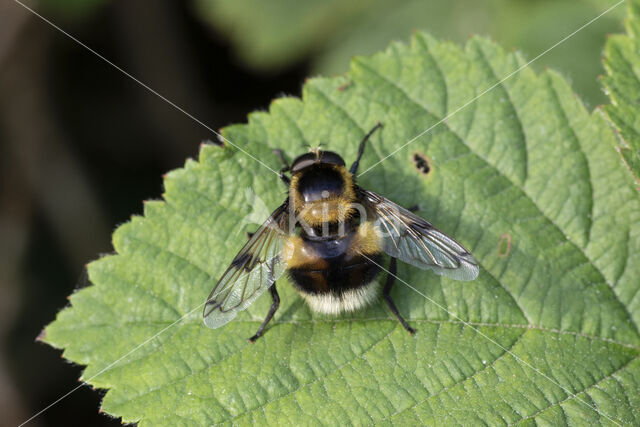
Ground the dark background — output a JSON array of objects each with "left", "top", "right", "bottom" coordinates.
[{"left": 0, "top": 0, "right": 623, "bottom": 425}]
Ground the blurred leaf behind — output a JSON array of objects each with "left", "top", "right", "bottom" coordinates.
[{"left": 195, "top": 0, "right": 624, "bottom": 107}]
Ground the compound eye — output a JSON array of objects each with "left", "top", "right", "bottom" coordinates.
[{"left": 320, "top": 151, "right": 345, "bottom": 167}]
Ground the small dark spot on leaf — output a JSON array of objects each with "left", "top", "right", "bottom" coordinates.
[
  {"left": 497, "top": 233, "right": 512, "bottom": 258},
  {"left": 413, "top": 152, "right": 431, "bottom": 175}
]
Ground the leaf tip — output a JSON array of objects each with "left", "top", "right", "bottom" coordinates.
[
  {"left": 216, "top": 131, "right": 227, "bottom": 147},
  {"left": 35, "top": 329, "right": 46, "bottom": 342}
]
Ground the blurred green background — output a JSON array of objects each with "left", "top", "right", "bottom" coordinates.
[
  {"left": 0, "top": 0, "right": 623, "bottom": 425},
  {"left": 194, "top": 0, "right": 623, "bottom": 107}
]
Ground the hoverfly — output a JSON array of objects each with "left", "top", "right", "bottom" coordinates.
[{"left": 203, "top": 123, "right": 479, "bottom": 341}]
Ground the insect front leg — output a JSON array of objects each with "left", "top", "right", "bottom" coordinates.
[
  {"left": 273, "top": 149, "right": 291, "bottom": 186},
  {"left": 382, "top": 257, "right": 416, "bottom": 335},
  {"left": 349, "top": 122, "right": 383, "bottom": 175},
  {"left": 248, "top": 283, "right": 280, "bottom": 342}
]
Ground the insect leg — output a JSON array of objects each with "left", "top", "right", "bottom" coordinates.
[
  {"left": 349, "top": 122, "right": 383, "bottom": 175},
  {"left": 248, "top": 283, "right": 280, "bottom": 342},
  {"left": 273, "top": 149, "right": 291, "bottom": 185},
  {"left": 383, "top": 257, "right": 416, "bottom": 335}
]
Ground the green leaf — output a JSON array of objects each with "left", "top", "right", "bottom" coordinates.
[
  {"left": 193, "top": 0, "right": 380, "bottom": 70},
  {"left": 43, "top": 30, "right": 640, "bottom": 425},
  {"left": 603, "top": 0, "right": 640, "bottom": 184}
]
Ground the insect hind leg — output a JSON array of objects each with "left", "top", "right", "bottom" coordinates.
[
  {"left": 349, "top": 122, "right": 383, "bottom": 175},
  {"left": 248, "top": 283, "right": 280, "bottom": 342},
  {"left": 382, "top": 257, "right": 416, "bottom": 335}
]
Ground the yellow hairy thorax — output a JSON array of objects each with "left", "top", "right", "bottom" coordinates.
[{"left": 289, "top": 164, "right": 358, "bottom": 227}]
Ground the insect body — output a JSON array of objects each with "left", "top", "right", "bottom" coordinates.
[{"left": 204, "top": 123, "right": 479, "bottom": 341}]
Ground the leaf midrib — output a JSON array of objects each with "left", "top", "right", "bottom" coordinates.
[
  {"left": 103, "top": 318, "right": 639, "bottom": 424},
  {"left": 54, "top": 318, "right": 640, "bottom": 351}
]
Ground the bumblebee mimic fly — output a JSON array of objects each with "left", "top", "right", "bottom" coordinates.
[{"left": 203, "top": 123, "right": 479, "bottom": 342}]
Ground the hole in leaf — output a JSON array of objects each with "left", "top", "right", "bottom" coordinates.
[{"left": 413, "top": 152, "right": 431, "bottom": 175}]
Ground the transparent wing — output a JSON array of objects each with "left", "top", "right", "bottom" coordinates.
[
  {"left": 358, "top": 188, "right": 479, "bottom": 281},
  {"left": 203, "top": 202, "right": 289, "bottom": 329}
]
